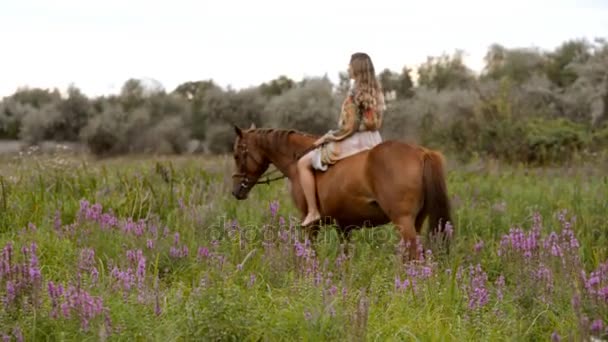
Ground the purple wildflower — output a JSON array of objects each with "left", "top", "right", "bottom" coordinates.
[
  {"left": 394, "top": 276, "right": 411, "bottom": 291},
  {"left": 12, "top": 327, "right": 23, "bottom": 342},
  {"left": 28, "top": 243, "right": 41, "bottom": 283},
  {"left": 1, "top": 243, "right": 13, "bottom": 277},
  {"left": 91, "top": 268, "right": 99, "bottom": 283},
  {"left": 495, "top": 275, "right": 505, "bottom": 301},
  {"left": 54, "top": 211, "right": 62, "bottom": 231},
  {"left": 467, "top": 264, "right": 489, "bottom": 310},
  {"left": 59, "top": 284, "right": 105, "bottom": 331},
  {"left": 335, "top": 252, "right": 348, "bottom": 268},
  {"left": 78, "top": 248, "right": 96, "bottom": 275},
  {"left": 48, "top": 281, "right": 63, "bottom": 318},
  {"left": 197, "top": 247, "right": 209, "bottom": 260},
  {"left": 5, "top": 281, "right": 16, "bottom": 304},
  {"left": 474, "top": 240, "right": 484, "bottom": 253},
  {"left": 591, "top": 319, "right": 604, "bottom": 335},
  {"left": 444, "top": 221, "right": 454, "bottom": 239},
  {"left": 269, "top": 200, "right": 279, "bottom": 217}
]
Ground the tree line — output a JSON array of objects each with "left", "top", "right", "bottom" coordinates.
[{"left": 1, "top": 38, "right": 607, "bottom": 164}]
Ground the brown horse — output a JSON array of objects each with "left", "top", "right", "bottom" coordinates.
[{"left": 231, "top": 125, "right": 453, "bottom": 260}]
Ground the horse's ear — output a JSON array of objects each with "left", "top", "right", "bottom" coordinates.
[
  {"left": 234, "top": 125, "right": 243, "bottom": 138},
  {"left": 249, "top": 122, "right": 256, "bottom": 130}
]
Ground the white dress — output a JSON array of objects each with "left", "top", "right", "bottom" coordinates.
[{"left": 311, "top": 130, "right": 382, "bottom": 171}]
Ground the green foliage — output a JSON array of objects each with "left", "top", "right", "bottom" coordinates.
[
  {"left": 591, "top": 123, "right": 608, "bottom": 150},
  {"left": 10, "top": 87, "right": 61, "bottom": 109},
  {"left": 482, "top": 44, "right": 547, "bottom": 84},
  {"left": 53, "top": 86, "right": 94, "bottom": 141},
  {"left": 417, "top": 50, "right": 476, "bottom": 91},
  {"left": 259, "top": 75, "right": 295, "bottom": 97},
  {"left": 206, "top": 123, "right": 237, "bottom": 154},
  {"left": 172, "top": 80, "right": 220, "bottom": 140},
  {"left": 1, "top": 38, "right": 608, "bottom": 166},
  {"left": 0, "top": 101, "right": 31, "bottom": 140},
  {"left": 19, "top": 103, "right": 62, "bottom": 145},
  {"left": 379, "top": 67, "right": 414, "bottom": 100},
  {"left": 545, "top": 39, "right": 592, "bottom": 88},
  {"left": 0, "top": 154, "right": 606, "bottom": 341},
  {"left": 80, "top": 103, "right": 132, "bottom": 156},
  {"left": 263, "top": 77, "right": 338, "bottom": 135},
  {"left": 522, "top": 118, "right": 589, "bottom": 164}
]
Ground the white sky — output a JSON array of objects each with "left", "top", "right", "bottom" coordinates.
[{"left": 1, "top": 0, "right": 607, "bottom": 98}]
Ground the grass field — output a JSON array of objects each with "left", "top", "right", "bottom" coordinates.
[{"left": 0, "top": 151, "right": 607, "bottom": 341}]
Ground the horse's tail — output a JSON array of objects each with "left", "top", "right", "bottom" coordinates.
[{"left": 422, "top": 150, "right": 453, "bottom": 247}]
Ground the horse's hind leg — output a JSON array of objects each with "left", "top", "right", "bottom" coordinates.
[
  {"left": 394, "top": 215, "right": 419, "bottom": 262},
  {"left": 414, "top": 209, "right": 427, "bottom": 234},
  {"left": 373, "top": 189, "right": 422, "bottom": 262}
]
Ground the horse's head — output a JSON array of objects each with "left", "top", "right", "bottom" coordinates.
[{"left": 231, "top": 124, "right": 270, "bottom": 200}]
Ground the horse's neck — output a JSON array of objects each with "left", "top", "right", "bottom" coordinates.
[{"left": 256, "top": 131, "right": 315, "bottom": 179}]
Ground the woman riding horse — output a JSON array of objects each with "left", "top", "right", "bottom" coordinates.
[{"left": 297, "top": 52, "right": 386, "bottom": 227}]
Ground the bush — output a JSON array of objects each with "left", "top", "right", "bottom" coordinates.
[
  {"left": 0, "top": 100, "right": 29, "bottom": 139},
  {"left": 19, "top": 104, "right": 63, "bottom": 145},
  {"left": 262, "top": 77, "right": 338, "bottom": 134},
  {"left": 206, "top": 123, "right": 236, "bottom": 154},
  {"left": 590, "top": 123, "right": 608, "bottom": 151},
  {"left": 80, "top": 91, "right": 192, "bottom": 157},
  {"left": 521, "top": 118, "right": 589, "bottom": 164},
  {"left": 134, "top": 116, "right": 190, "bottom": 155},
  {"left": 80, "top": 104, "right": 131, "bottom": 156}
]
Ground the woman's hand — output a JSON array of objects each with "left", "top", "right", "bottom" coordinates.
[
  {"left": 313, "top": 135, "right": 331, "bottom": 147},
  {"left": 313, "top": 137, "right": 326, "bottom": 147}
]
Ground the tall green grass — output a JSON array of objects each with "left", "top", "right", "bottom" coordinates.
[{"left": 0, "top": 153, "right": 606, "bottom": 341}]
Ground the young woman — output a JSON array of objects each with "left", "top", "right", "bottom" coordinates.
[{"left": 297, "top": 52, "right": 386, "bottom": 227}]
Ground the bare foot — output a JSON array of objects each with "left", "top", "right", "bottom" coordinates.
[{"left": 301, "top": 212, "right": 321, "bottom": 227}]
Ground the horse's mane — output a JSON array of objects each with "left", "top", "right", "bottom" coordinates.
[
  {"left": 249, "top": 127, "right": 317, "bottom": 139},
  {"left": 248, "top": 127, "right": 317, "bottom": 159}
]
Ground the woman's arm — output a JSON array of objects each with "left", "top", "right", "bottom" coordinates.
[{"left": 322, "top": 97, "right": 359, "bottom": 142}]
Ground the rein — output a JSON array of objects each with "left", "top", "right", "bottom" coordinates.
[
  {"left": 233, "top": 140, "right": 321, "bottom": 186},
  {"left": 254, "top": 143, "right": 319, "bottom": 185}
]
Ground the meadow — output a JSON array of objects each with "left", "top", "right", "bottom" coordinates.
[{"left": 0, "top": 150, "right": 607, "bottom": 341}]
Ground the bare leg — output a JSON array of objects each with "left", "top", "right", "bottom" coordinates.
[{"left": 297, "top": 151, "right": 321, "bottom": 226}]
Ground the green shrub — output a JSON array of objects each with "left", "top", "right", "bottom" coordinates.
[
  {"left": 521, "top": 118, "right": 589, "bottom": 164},
  {"left": 207, "top": 123, "right": 236, "bottom": 154}
]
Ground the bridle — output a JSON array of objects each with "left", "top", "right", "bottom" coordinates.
[
  {"left": 231, "top": 141, "right": 284, "bottom": 188},
  {"left": 231, "top": 140, "right": 319, "bottom": 187}
]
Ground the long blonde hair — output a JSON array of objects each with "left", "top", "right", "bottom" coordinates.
[{"left": 350, "top": 52, "right": 385, "bottom": 112}]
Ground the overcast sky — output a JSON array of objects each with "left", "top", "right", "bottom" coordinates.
[{"left": 1, "top": 0, "right": 607, "bottom": 98}]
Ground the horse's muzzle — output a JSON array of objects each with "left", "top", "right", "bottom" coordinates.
[
  {"left": 232, "top": 189, "right": 248, "bottom": 200},
  {"left": 232, "top": 183, "right": 249, "bottom": 200}
]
